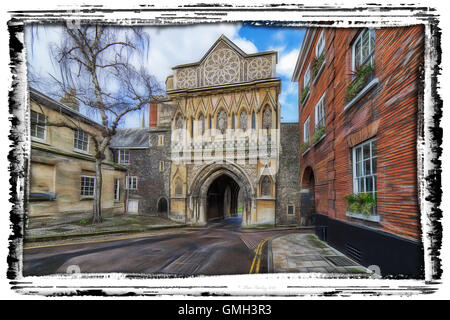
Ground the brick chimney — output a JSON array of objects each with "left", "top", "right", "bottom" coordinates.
[
  {"left": 149, "top": 101, "right": 158, "bottom": 128},
  {"left": 60, "top": 88, "right": 79, "bottom": 112}
]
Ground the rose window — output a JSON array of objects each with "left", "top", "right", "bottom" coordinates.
[{"left": 204, "top": 48, "right": 240, "bottom": 86}]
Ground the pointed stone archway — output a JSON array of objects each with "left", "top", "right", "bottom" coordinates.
[
  {"left": 189, "top": 162, "right": 255, "bottom": 226},
  {"left": 300, "top": 166, "right": 316, "bottom": 226}
]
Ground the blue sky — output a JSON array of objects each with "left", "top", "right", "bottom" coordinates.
[
  {"left": 26, "top": 23, "right": 305, "bottom": 126},
  {"left": 238, "top": 25, "right": 305, "bottom": 122}
]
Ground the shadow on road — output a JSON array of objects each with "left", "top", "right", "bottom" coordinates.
[{"left": 205, "top": 216, "right": 242, "bottom": 230}]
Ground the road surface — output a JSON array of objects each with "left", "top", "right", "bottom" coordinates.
[{"left": 23, "top": 217, "right": 298, "bottom": 276}]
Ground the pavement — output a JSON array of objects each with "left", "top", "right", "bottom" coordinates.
[
  {"left": 269, "top": 233, "right": 372, "bottom": 275},
  {"left": 25, "top": 211, "right": 185, "bottom": 243}
]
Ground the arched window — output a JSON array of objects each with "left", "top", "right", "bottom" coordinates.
[
  {"left": 232, "top": 113, "right": 235, "bottom": 130},
  {"left": 190, "top": 118, "right": 194, "bottom": 138},
  {"left": 261, "top": 176, "right": 272, "bottom": 196},
  {"left": 198, "top": 114, "right": 205, "bottom": 136},
  {"left": 252, "top": 111, "right": 256, "bottom": 130}
]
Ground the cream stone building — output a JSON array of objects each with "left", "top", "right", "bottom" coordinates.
[
  {"left": 28, "top": 87, "right": 127, "bottom": 216},
  {"left": 165, "top": 35, "right": 298, "bottom": 227}
]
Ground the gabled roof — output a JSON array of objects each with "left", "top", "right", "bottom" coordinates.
[
  {"left": 291, "top": 28, "right": 316, "bottom": 82},
  {"left": 29, "top": 86, "right": 104, "bottom": 130},
  {"left": 109, "top": 128, "right": 150, "bottom": 149},
  {"left": 172, "top": 34, "right": 277, "bottom": 69}
]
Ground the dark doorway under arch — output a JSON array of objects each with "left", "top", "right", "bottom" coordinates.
[
  {"left": 206, "top": 174, "right": 241, "bottom": 221},
  {"left": 157, "top": 197, "right": 168, "bottom": 217},
  {"left": 301, "top": 167, "right": 315, "bottom": 226}
]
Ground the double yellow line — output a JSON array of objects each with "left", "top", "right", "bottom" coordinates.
[{"left": 249, "top": 236, "right": 272, "bottom": 274}]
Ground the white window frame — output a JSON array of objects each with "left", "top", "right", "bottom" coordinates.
[
  {"left": 287, "top": 205, "right": 295, "bottom": 215},
  {"left": 30, "top": 110, "right": 46, "bottom": 141},
  {"left": 352, "top": 29, "right": 375, "bottom": 71},
  {"left": 315, "top": 30, "right": 325, "bottom": 57},
  {"left": 126, "top": 175, "right": 138, "bottom": 190},
  {"left": 159, "top": 161, "right": 165, "bottom": 172},
  {"left": 80, "top": 175, "right": 95, "bottom": 197},
  {"left": 118, "top": 149, "right": 130, "bottom": 165},
  {"left": 74, "top": 129, "right": 89, "bottom": 152},
  {"left": 303, "top": 116, "right": 310, "bottom": 144},
  {"left": 352, "top": 138, "right": 377, "bottom": 198},
  {"left": 315, "top": 93, "right": 326, "bottom": 129},
  {"left": 114, "top": 179, "right": 120, "bottom": 201},
  {"left": 303, "top": 65, "right": 311, "bottom": 89},
  {"left": 158, "top": 135, "right": 165, "bottom": 146}
]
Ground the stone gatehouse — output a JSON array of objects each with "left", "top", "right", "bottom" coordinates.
[
  {"left": 165, "top": 35, "right": 300, "bottom": 226},
  {"left": 109, "top": 35, "right": 300, "bottom": 227}
]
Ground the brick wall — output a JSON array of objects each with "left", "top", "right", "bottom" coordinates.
[{"left": 298, "top": 26, "right": 424, "bottom": 241}]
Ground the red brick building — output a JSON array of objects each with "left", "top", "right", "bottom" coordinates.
[{"left": 292, "top": 26, "right": 425, "bottom": 277}]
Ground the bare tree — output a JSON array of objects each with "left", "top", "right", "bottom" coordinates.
[{"left": 42, "top": 24, "right": 161, "bottom": 223}]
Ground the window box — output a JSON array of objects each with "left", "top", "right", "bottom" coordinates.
[
  {"left": 346, "top": 211, "right": 380, "bottom": 223},
  {"left": 300, "top": 86, "right": 310, "bottom": 105},
  {"left": 344, "top": 77, "right": 379, "bottom": 111},
  {"left": 300, "top": 142, "right": 310, "bottom": 155},
  {"left": 312, "top": 130, "right": 326, "bottom": 146},
  {"left": 312, "top": 55, "right": 325, "bottom": 84}
]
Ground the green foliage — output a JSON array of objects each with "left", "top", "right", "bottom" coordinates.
[
  {"left": 300, "top": 141, "right": 310, "bottom": 154},
  {"left": 300, "top": 86, "right": 310, "bottom": 104},
  {"left": 79, "top": 219, "right": 88, "bottom": 225},
  {"left": 312, "top": 125, "right": 325, "bottom": 145},
  {"left": 345, "top": 63, "right": 375, "bottom": 103},
  {"left": 344, "top": 192, "right": 377, "bottom": 216},
  {"left": 312, "top": 54, "right": 325, "bottom": 79}
]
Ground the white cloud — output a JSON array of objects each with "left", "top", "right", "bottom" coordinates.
[
  {"left": 277, "top": 48, "right": 300, "bottom": 79},
  {"left": 144, "top": 23, "right": 257, "bottom": 84}
]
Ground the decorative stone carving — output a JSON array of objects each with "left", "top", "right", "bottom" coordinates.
[
  {"left": 175, "top": 178, "right": 183, "bottom": 195},
  {"left": 217, "top": 110, "right": 227, "bottom": 134},
  {"left": 247, "top": 56, "right": 272, "bottom": 81},
  {"left": 240, "top": 110, "right": 248, "bottom": 131},
  {"left": 263, "top": 107, "right": 272, "bottom": 129},
  {"left": 176, "top": 68, "right": 197, "bottom": 89},
  {"left": 198, "top": 114, "right": 205, "bottom": 136},
  {"left": 261, "top": 176, "right": 271, "bottom": 196},
  {"left": 175, "top": 115, "right": 183, "bottom": 141},
  {"left": 204, "top": 48, "right": 240, "bottom": 86}
]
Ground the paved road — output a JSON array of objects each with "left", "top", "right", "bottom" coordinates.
[{"left": 23, "top": 217, "right": 298, "bottom": 276}]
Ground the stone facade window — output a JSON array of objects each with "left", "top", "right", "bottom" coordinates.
[
  {"left": 114, "top": 179, "right": 120, "bottom": 201},
  {"left": 287, "top": 205, "right": 295, "bottom": 215},
  {"left": 80, "top": 176, "right": 95, "bottom": 197},
  {"left": 159, "top": 161, "right": 165, "bottom": 172},
  {"left": 126, "top": 176, "right": 138, "bottom": 190},
  {"left": 158, "top": 135, "right": 165, "bottom": 146},
  {"left": 74, "top": 129, "right": 89, "bottom": 152},
  {"left": 30, "top": 110, "right": 46, "bottom": 140},
  {"left": 118, "top": 149, "right": 130, "bottom": 165},
  {"left": 198, "top": 114, "right": 205, "bottom": 136},
  {"left": 252, "top": 111, "right": 256, "bottom": 130},
  {"left": 261, "top": 176, "right": 272, "bottom": 196}
]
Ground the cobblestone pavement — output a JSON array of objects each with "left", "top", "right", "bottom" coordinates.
[{"left": 270, "top": 233, "right": 372, "bottom": 275}]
